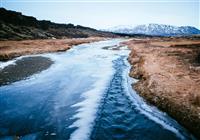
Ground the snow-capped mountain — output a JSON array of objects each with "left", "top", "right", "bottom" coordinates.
[{"left": 105, "top": 24, "right": 200, "bottom": 36}]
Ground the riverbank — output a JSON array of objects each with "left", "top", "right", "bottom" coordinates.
[
  {"left": 0, "top": 37, "right": 105, "bottom": 61},
  {"left": 125, "top": 37, "right": 200, "bottom": 138}
]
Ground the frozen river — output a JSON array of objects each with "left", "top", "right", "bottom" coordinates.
[{"left": 0, "top": 39, "right": 195, "bottom": 140}]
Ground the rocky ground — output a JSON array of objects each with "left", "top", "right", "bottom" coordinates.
[
  {"left": 0, "top": 37, "right": 105, "bottom": 61},
  {"left": 125, "top": 37, "right": 200, "bottom": 138}
]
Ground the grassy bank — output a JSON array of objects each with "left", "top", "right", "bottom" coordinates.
[
  {"left": 125, "top": 37, "right": 200, "bottom": 138},
  {"left": 0, "top": 37, "right": 105, "bottom": 61}
]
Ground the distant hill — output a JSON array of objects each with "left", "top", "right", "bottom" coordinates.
[
  {"left": 105, "top": 24, "right": 200, "bottom": 36},
  {"left": 0, "top": 8, "right": 116, "bottom": 40}
]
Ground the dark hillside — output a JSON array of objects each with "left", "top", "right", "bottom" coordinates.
[{"left": 0, "top": 8, "right": 116, "bottom": 40}]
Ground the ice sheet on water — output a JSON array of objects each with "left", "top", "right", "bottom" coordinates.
[
  {"left": 0, "top": 39, "right": 195, "bottom": 140},
  {"left": 66, "top": 39, "right": 129, "bottom": 140}
]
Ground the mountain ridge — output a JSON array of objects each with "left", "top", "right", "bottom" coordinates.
[{"left": 105, "top": 23, "right": 200, "bottom": 36}]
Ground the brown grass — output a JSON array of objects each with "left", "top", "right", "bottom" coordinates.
[
  {"left": 0, "top": 37, "right": 105, "bottom": 61},
  {"left": 126, "top": 37, "right": 200, "bottom": 138}
]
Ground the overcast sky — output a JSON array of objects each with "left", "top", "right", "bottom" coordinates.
[{"left": 1, "top": 0, "right": 199, "bottom": 29}]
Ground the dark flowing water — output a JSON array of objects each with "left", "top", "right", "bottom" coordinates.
[
  {"left": 91, "top": 57, "right": 187, "bottom": 140},
  {"left": 0, "top": 39, "right": 196, "bottom": 140}
]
